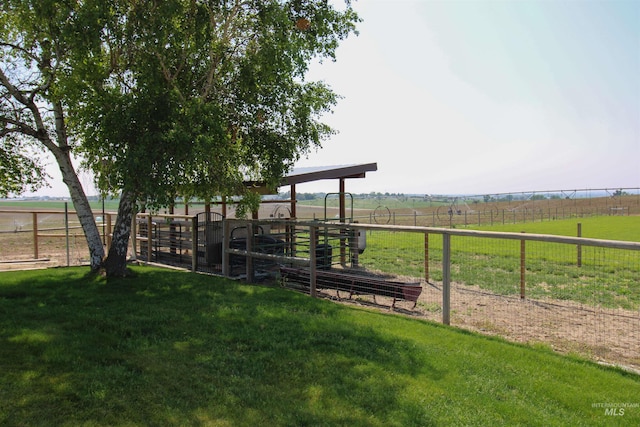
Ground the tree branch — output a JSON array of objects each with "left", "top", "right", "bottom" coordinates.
[{"left": 0, "top": 67, "right": 31, "bottom": 106}]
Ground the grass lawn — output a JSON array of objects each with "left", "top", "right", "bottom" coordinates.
[
  {"left": 1, "top": 266, "right": 639, "bottom": 426},
  {"left": 359, "top": 216, "right": 640, "bottom": 309}
]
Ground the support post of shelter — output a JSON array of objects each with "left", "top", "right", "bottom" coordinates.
[
  {"left": 339, "top": 179, "right": 346, "bottom": 266},
  {"left": 290, "top": 184, "right": 297, "bottom": 218}
]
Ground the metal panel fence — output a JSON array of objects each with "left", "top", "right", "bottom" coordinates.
[{"left": 0, "top": 208, "right": 101, "bottom": 269}]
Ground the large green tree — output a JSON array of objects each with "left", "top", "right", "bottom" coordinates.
[{"left": 1, "top": 0, "right": 359, "bottom": 277}]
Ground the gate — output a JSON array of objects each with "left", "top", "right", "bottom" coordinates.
[{"left": 194, "top": 211, "right": 224, "bottom": 274}]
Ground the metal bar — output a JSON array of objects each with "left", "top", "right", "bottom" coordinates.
[
  {"left": 310, "top": 225, "right": 317, "bottom": 297},
  {"left": 520, "top": 232, "right": 526, "bottom": 300}
]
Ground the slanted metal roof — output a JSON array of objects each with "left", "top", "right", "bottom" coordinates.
[{"left": 282, "top": 163, "right": 377, "bottom": 186}]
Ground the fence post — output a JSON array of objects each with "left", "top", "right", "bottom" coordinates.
[
  {"left": 191, "top": 216, "right": 198, "bottom": 272},
  {"left": 147, "top": 214, "right": 153, "bottom": 262},
  {"left": 222, "top": 219, "right": 230, "bottom": 277},
  {"left": 246, "top": 221, "right": 254, "bottom": 283},
  {"left": 131, "top": 213, "right": 137, "bottom": 261},
  {"left": 106, "top": 213, "right": 112, "bottom": 249},
  {"left": 424, "top": 232, "right": 429, "bottom": 283},
  {"left": 577, "top": 223, "right": 582, "bottom": 268},
  {"left": 32, "top": 212, "right": 38, "bottom": 259},
  {"left": 65, "top": 202, "right": 70, "bottom": 267},
  {"left": 309, "top": 225, "right": 317, "bottom": 298},
  {"left": 442, "top": 233, "right": 451, "bottom": 325},
  {"left": 520, "top": 232, "right": 526, "bottom": 299}
]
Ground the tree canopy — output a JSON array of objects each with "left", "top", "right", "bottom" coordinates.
[
  {"left": 1, "top": 0, "right": 359, "bottom": 276},
  {"left": 70, "top": 0, "right": 359, "bottom": 207}
]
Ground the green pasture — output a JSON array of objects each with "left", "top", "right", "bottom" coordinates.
[
  {"left": 358, "top": 216, "right": 640, "bottom": 309},
  {"left": 1, "top": 266, "right": 638, "bottom": 426}
]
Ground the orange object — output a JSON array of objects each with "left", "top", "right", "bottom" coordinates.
[{"left": 295, "top": 18, "right": 310, "bottom": 31}]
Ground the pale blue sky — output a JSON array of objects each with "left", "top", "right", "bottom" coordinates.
[
  {"left": 295, "top": 0, "right": 640, "bottom": 195},
  {"left": 27, "top": 0, "right": 640, "bottom": 198}
]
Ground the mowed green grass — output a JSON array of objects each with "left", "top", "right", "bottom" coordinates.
[
  {"left": 1, "top": 266, "right": 639, "bottom": 426},
  {"left": 359, "top": 216, "right": 640, "bottom": 309}
]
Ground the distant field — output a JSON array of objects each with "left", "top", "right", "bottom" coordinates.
[{"left": 468, "top": 216, "right": 640, "bottom": 242}]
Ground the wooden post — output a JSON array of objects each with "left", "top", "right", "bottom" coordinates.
[
  {"left": 191, "top": 216, "right": 198, "bottom": 272},
  {"left": 424, "top": 232, "right": 429, "bottom": 282},
  {"left": 65, "top": 202, "right": 70, "bottom": 267},
  {"left": 520, "top": 231, "right": 526, "bottom": 299},
  {"left": 222, "top": 219, "right": 230, "bottom": 277},
  {"left": 32, "top": 212, "right": 38, "bottom": 259},
  {"left": 131, "top": 212, "right": 138, "bottom": 261},
  {"left": 106, "top": 213, "right": 113, "bottom": 249},
  {"left": 147, "top": 214, "right": 153, "bottom": 262},
  {"left": 290, "top": 184, "right": 297, "bottom": 219},
  {"left": 442, "top": 233, "right": 451, "bottom": 325},
  {"left": 246, "top": 221, "right": 254, "bottom": 283},
  {"left": 577, "top": 223, "right": 582, "bottom": 268}
]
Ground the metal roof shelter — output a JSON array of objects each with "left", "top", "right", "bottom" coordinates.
[
  {"left": 281, "top": 163, "right": 377, "bottom": 219},
  {"left": 215, "top": 163, "right": 376, "bottom": 219}
]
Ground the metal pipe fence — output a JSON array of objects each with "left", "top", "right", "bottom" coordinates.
[{"left": 0, "top": 208, "right": 105, "bottom": 268}]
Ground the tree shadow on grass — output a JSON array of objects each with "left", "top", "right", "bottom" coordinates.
[{"left": 1, "top": 267, "right": 444, "bottom": 426}]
